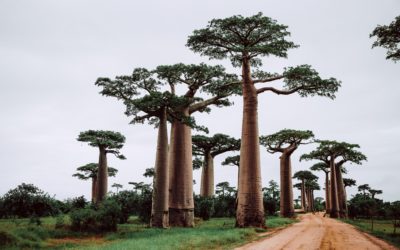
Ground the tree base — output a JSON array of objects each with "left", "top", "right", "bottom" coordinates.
[
  {"left": 150, "top": 210, "right": 169, "bottom": 228},
  {"left": 236, "top": 210, "right": 265, "bottom": 228},
  {"left": 169, "top": 208, "right": 194, "bottom": 227},
  {"left": 330, "top": 209, "right": 339, "bottom": 218},
  {"left": 280, "top": 210, "right": 295, "bottom": 218}
]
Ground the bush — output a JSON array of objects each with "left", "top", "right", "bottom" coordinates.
[
  {"left": 0, "top": 183, "right": 60, "bottom": 218},
  {"left": 69, "top": 199, "right": 122, "bottom": 232},
  {"left": 195, "top": 196, "right": 214, "bottom": 220},
  {"left": 0, "top": 230, "right": 17, "bottom": 247},
  {"left": 109, "top": 191, "right": 138, "bottom": 223}
]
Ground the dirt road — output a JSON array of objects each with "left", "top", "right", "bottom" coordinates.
[{"left": 236, "top": 213, "right": 398, "bottom": 250}]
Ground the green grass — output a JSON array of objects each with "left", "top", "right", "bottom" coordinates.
[
  {"left": 0, "top": 216, "right": 297, "bottom": 250},
  {"left": 341, "top": 218, "right": 400, "bottom": 248}
]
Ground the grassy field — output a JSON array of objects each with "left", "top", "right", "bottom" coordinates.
[
  {"left": 0, "top": 216, "right": 296, "bottom": 249},
  {"left": 341, "top": 218, "right": 400, "bottom": 248}
]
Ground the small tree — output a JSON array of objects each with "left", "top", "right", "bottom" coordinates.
[
  {"left": 187, "top": 12, "right": 341, "bottom": 228},
  {"left": 370, "top": 16, "right": 400, "bottom": 62},
  {"left": 192, "top": 134, "right": 240, "bottom": 197},
  {"left": 293, "top": 170, "right": 317, "bottom": 212},
  {"left": 389, "top": 201, "right": 400, "bottom": 234},
  {"left": 260, "top": 129, "right": 314, "bottom": 217},
  {"left": 77, "top": 130, "right": 126, "bottom": 203},
  {"left": 112, "top": 183, "right": 123, "bottom": 193},
  {"left": 310, "top": 162, "right": 330, "bottom": 213},
  {"left": 358, "top": 184, "right": 371, "bottom": 197},
  {"left": 73, "top": 163, "right": 118, "bottom": 202}
]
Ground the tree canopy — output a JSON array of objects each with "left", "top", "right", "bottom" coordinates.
[
  {"left": 77, "top": 130, "right": 126, "bottom": 159},
  {"left": 293, "top": 170, "right": 317, "bottom": 181},
  {"left": 187, "top": 12, "right": 341, "bottom": 98},
  {"left": 260, "top": 129, "right": 314, "bottom": 153},
  {"left": 72, "top": 163, "right": 118, "bottom": 180},
  {"left": 343, "top": 178, "right": 357, "bottom": 188},
  {"left": 310, "top": 162, "right": 330, "bottom": 173},
  {"left": 300, "top": 140, "right": 367, "bottom": 166},
  {"left": 222, "top": 155, "right": 240, "bottom": 167},
  {"left": 192, "top": 133, "right": 240, "bottom": 157},
  {"left": 370, "top": 15, "right": 400, "bottom": 62}
]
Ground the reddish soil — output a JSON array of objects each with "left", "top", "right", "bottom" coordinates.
[{"left": 236, "top": 213, "right": 398, "bottom": 250}]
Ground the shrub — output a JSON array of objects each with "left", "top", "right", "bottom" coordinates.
[
  {"left": 69, "top": 199, "right": 122, "bottom": 232},
  {"left": 0, "top": 230, "right": 17, "bottom": 247},
  {"left": 195, "top": 196, "right": 214, "bottom": 220},
  {"left": 0, "top": 183, "right": 60, "bottom": 218}
]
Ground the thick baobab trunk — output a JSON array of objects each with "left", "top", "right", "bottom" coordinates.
[
  {"left": 91, "top": 176, "right": 97, "bottom": 203},
  {"left": 279, "top": 153, "right": 294, "bottom": 217},
  {"left": 169, "top": 108, "right": 194, "bottom": 227},
  {"left": 151, "top": 108, "right": 169, "bottom": 228},
  {"left": 96, "top": 147, "right": 108, "bottom": 203},
  {"left": 200, "top": 152, "right": 214, "bottom": 197},
  {"left": 329, "top": 158, "right": 340, "bottom": 218},
  {"left": 236, "top": 58, "right": 265, "bottom": 228},
  {"left": 335, "top": 164, "right": 347, "bottom": 218},
  {"left": 324, "top": 172, "right": 330, "bottom": 213},
  {"left": 301, "top": 179, "right": 306, "bottom": 211}
]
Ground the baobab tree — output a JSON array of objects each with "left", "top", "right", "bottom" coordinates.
[
  {"left": 369, "top": 189, "right": 383, "bottom": 199},
  {"left": 73, "top": 163, "right": 118, "bottom": 202},
  {"left": 192, "top": 133, "right": 240, "bottom": 197},
  {"left": 260, "top": 129, "right": 314, "bottom": 217},
  {"left": 222, "top": 155, "right": 240, "bottom": 188},
  {"left": 301, "top": 140, "right": 367, "bottom": 218},
  {"left": 143, "top": 167, "right": 155, "bottom": 178},
  {"left": 187, "top": 12, "right": 341, "bottom": 227},
  {"left": 304, "top": 179, "right": 320, "bottom": 212},
  {"left": 77, "top": 130, "right": 125, "bottom": 203},
  {"left": 370, "top": 15, "right": 400, "bottom": 62},
  {"left": 155, "top": 64, "right": 239, "bottom": 227},
  {"left": 358, "top": 184, "right": 371, "bottom": 197},
  {"left": 97, "top": 64, "right": 240, "bottom": 227},
  {"left": 216, "top": 182, "right": 236, "bottom": 197},
  {"left": 96, "top": 70, "right": 184, "bottom": 227},
  {"left": 310, "top": 162, "right": 331, "bottom": 213},
  {"left": 293, "top": 170, "right": 317, "bottom": 212},
  {"left": 112, "top": 183, "right": 123, "bottom": 193}
]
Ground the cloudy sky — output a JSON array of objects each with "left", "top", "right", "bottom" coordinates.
[{"left": 0, "top": 0, "right": 398, "bottom": 202}]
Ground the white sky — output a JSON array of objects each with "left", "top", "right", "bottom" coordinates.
[{"left": 0, "top": 0, "right": 399, "bottom": 202}]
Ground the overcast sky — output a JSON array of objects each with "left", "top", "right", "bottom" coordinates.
[{"left": 0, "top": 0, "right": 399, "bottom": 202}]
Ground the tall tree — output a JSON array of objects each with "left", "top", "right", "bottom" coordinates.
[
  {"left": 301, "top": 140, "right": 367, "bottom": 218},
  {"left": 260, "top": 129, "right": 314, "bottom": 217},
  {"left": 293, "top": 170, "right": 317, "bottom": 212},
  {"left": 97, "top": 64, "right": 239, "bottom": 227},
  {"left": 370, "top": 16, "right": 400, "bottom": 62},
  {"left": 72, "top": 163, "right": 118, "bottom": 202},
  {"left": 192, "top": 134, "right": 240, "bottom": 197},
  {"left": 77, "top": 130, "right": 125, "bottom": 203},
  {"left": 310, "top": 162, "right": 331, "bottom": 213},
  {"left": 187, "top": 12, "right": 341, "bottom": 227},
  {"left": 155, "top": 64, "right": 239, "bottom": 227}
]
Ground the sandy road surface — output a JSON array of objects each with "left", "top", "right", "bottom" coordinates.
[{"left": 236, "top": 213, "right": 398, "bottom": 250}]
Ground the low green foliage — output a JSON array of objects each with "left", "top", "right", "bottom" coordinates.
[
  {"left": 0, "top": 215, "right": 297, "bottom": 249},
  {"left": 70, "top": 199, "right": 122, "bottom": 232},
  {"left": 341, "top": 218, "right": 400, "bottom": 248}
]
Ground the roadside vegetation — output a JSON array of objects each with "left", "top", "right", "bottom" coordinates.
[{"left": 0, "top": 214, "right": 296, "bottom": 249}]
